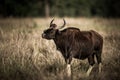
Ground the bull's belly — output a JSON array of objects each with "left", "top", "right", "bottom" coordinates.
[{"left": 74, "top": 53, "right": 90, "bottom": 60}]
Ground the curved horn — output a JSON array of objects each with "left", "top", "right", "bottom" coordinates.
[
  {"left": 50, "top": 19, "right": 54, "bottom": 25},
  {"left": 59, "top": 19, "right": 66, "bottom": 29}
]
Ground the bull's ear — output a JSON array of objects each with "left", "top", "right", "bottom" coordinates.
[{"left": 56, "top": 29, "right": 61, "bottom": 34}]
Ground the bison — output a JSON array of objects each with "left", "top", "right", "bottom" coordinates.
[{"left": 42, "top": 19, "right": 103, "bottom": 77}]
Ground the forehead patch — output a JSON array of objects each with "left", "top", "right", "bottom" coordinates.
[{"left": 50, "top": 24, "right": 57, "bottom": 28}]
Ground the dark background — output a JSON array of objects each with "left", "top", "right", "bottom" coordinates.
[{"left": 0, "top": 0, "right": 120, "bottom": 18}]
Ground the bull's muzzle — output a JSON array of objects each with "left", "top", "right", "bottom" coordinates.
[{"left": 42, "top": 33, "right": 46, "bottom": 38}]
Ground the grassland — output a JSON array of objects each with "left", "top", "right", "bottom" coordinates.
[{"left": 0, "top": 17, "right": 120, "bottom": 80}]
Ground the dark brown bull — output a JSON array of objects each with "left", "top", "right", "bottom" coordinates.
[{"left": 42, "top": 19, "right": 103, "bottom": 77}]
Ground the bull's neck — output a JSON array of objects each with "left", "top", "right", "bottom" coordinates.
[{"left": 53, "top": 30, "right": 61, "bottom": 45}]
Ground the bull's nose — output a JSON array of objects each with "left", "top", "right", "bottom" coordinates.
[{"left": 42, "top": 33, "right": 45, "bottom": 38}]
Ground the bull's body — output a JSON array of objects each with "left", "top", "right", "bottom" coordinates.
[{"left": 42, "top": 19, "right": 103, "bottom": 77}]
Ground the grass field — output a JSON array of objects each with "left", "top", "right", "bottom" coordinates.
[{"left": 0, "top": 17, "right": 120, "bottom": 80}]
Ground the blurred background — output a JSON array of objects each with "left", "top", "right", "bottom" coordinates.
[
  {"left": 0, "top": 0, "right": 120, "bottom": 80},
  {"left": 0, "top": 0, "right": 120, "bottom": 18}
]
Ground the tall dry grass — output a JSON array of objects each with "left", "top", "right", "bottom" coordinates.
[{"left": 0, "top": 17, "right": 120, "bottom": 80}]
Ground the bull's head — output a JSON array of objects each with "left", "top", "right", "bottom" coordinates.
[{"left": 42, "top": 19, "right": 66, "bottom": 40}]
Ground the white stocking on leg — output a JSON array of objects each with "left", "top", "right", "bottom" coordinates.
[
  {"left": 99, "top": 63, "right": 102, "bottom": 73},
  {"left": 86, "top": 65, "right": 93, "bottom": 76},
  {"left": 66, "top": 64, "right": 71, "bottom": 77}
]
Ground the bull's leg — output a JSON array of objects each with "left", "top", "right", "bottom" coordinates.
[
  {"left": 95, "top": 51, "right": 102, "bottom": 73},
  {"left": 87, "top": 54, "right": 95, "bottom": 76},
  {"left": 65, "top": 56, "right": 72, "bottom": 79},
  {"left": 98, "top": 63, "right": 102, "bottom": 73}
]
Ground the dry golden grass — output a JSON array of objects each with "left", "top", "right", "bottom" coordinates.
[{"left": 0, "top": 17, "right": 120, "bottom": 80}]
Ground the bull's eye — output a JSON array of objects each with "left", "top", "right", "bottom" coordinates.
[{"left": 50, "top": 31, "right": 53, "bottom": 34}]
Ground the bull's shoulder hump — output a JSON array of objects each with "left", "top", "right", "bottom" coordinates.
[{"left": 61, "top": 27, "right": 80, "bottom": 32}]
